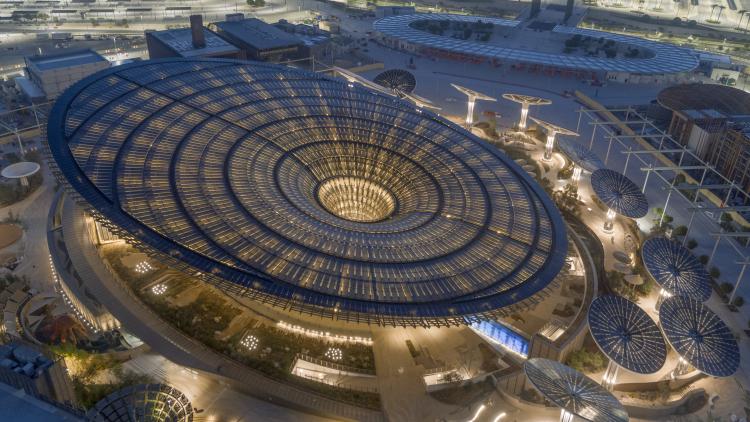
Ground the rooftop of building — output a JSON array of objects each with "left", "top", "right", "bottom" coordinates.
[
  {"left": 47, "top": 58, "right": 567, "bottom": 325},
  {"left": 148, "top": 27, "right": 240, "bottom": 58},
  {"left": 0, "top": 343, "right": 54, "bottom": 379},
  {"left": 213, "top": 18, "right": 302, "bottom": 50},
  {"left": 658, "top": 83, "right": 750, "bottom": 116},
  {"left": 374, "top": 13, "right": 699, "bottom": 74},
  {"left": 26, "top": 49, "right": 107, "bottom": 72}
]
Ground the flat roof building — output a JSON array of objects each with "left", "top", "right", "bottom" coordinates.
[
  {"left": 210, "top": 17, "right": 303, "bottom": 62},
  {"left": 659, "top": 83, "right": 750, "bottom": 193},
  {"left": 24, "top": 49, "right": 109, "bottom": 99},
  {"left": 146, "top": 15, "right": 242, "bottom": 60},
  {"left": 0, "top": 342, "right": 76, "bottom": 407}
]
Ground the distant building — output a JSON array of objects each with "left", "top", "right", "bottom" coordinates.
[
  {"left": 375, "top": 5, "right": 415, "bottom": 18},
  {"left": 0, "top": 342, "right": 76, "bottom": 407},
  {"left": 210, "top": 16, "right": 304, "bottom": 62},
  {"left": 146, "top": 15, "right": 242, "bottom": 60},
  {"left": 23, "top": 49, "right": 109, "bottom": 99},
  {"left": 658, "top": 83, "right": 750, "bottom": 193}
]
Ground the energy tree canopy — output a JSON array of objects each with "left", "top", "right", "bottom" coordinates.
[
  {"left": 642, "top": 237, "right": 712, "bottom": 301},
  {"left": 659, "top": 295, "right": 739, "bottom": 378},
  {"left": 524, "top": 358, "right": 629, "bottom": 422},
  {"left": 373, "top": 69, "right": 417, "bottom": 95},
  {"left": 590, "top": 169, "right": 649, "bottom": 219},
  {"left": 588, "top": 295, "right": 666, "bottom": 374},
  {"left": 558, "top": 139, "right": 604, "bottom": 173}
]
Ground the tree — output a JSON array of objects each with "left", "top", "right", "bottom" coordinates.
[
  {"left": 673, "top": 225, "right": 688, "bottom": 237},
  {"left": 699, "top": 255, "right": 709, "bottom": 265},
  {"left": 686, "top": 238, "right": 698, "bottom": 249},
  {"left": 710, "top": 266, "right": 721, "bottom": 279}
]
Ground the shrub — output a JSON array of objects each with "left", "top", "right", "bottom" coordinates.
[{"left": 720, "top": 282, "right": 734, "bottom": 295}]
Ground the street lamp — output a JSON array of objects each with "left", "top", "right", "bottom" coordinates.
[
  {"left": 451, "top": 83, "right": 495, "bottom": 128},
  {"left": 501, "top": 93, "right": 551, "bottom": 131},
  {"left": 528, "top": 116, "right": 579, "bottom": 161}
]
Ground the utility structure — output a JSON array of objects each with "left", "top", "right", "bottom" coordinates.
[
  {"left": 590, "top": 169, "right": 649, "bottom": 232},
  {"left": 502, "top": 94, "right": 551, "bottom": 131},
  {"left": 529, "top": 116, "right": 579, "bottom": 161},
  {"left": 451, "top": 83, "right": 496, "bottom": 128},
  {"left": 588, "top": 295, "right": 666, "bottom": 391},
  {"left": 523, "top": 358, "right": 629, "bottom": 422},
  {"left": 641, "top": 237, "right": 712, "bottom": 309},
  {"left": 558, "top": 138, "right": 604, "bottom": 188},
  {"left": 659, "top": 295, "right": 739, "bottom": 378}
]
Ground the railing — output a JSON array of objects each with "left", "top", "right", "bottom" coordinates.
[{"left": 293, "top": 353, "right": 376, "bottom": 376}]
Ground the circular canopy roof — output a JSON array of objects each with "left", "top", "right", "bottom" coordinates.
[
  {"left": 502, "top": 93, "right": 552, "bottom": 106},
  {"left": 588, "top": 295, "right": 666, "bottom": 374},
  {"left": 86, "top": 383, "right": 193, "bottom": 422},
  {"left": 373, "top": 69, "right": 416, "bottom": 95},
  {"left": 529, "top": 116, "right": 579, "bottom": 137},
  {"left": 1, "top": 161, "right": 40, "bottom": 179},
  {"left": 590, "top": 169, "right": 649, "bottom": 219},
  {"left": 657, "top": 83, "right": 750, "bottom": 116},
  {"left": 558, "top": 140, "right": 604, "bottom": 173},
  {"left": 641, "top": 237, "right": 711, "bottom": 301},
  {"left": 524, "top": 358, "right": 629, "bottom": 422},
  {"left": 47, "top": 58, "right": 567, "bottom": 325},
  {"left": 374, "top": 13, "right": 698, "bottom": 74},
  {"left": 659, "top": 296, "right": 739, "bottom": 377}
]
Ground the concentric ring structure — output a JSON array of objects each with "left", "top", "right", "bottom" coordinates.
[
  {"left": 86, "top": 383, "right": 193, "bottom": 422},
  {"left": 659, "top": 296, "right": 739, "bottom": 377},
  {"left": 588, "top": 295, "right": 666, "bottom": 374},
  {"left": 558, "top": 140, "right": 603, "bottom": 173},
  {"left": 590, "top": 169, "right": 649, "bottom": 219},
  {"left": 46, "top": 58, "right": 567, "bottom": 326},
  {"left": 374, "top": 13, "right": 699, "bottom": 74},
  {"left": 523, "top": 358, "right": 629, "bottom": 422},
  {"left": 373, "top": 69, "right": 416, "bottom": 96},
  {"left": 642, "top": 237, "right": 711, "bottom": 302}
]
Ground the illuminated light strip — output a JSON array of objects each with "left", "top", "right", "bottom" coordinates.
[
  {"left": 48, "top": 254, "right": 100, "bottom": 333},
  {"left": 276, "top": 321, "right": 373, "bottom": 345}
]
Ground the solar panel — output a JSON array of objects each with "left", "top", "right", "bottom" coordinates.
[
  {"left": 373, "top": 69, "right": 416, "bottom": 96},
  {"left": 588, "top": 295, "right": 666, "bottom": 374},
  {"left": 47, "top": 58, "right": 568, "bottom": 325},
  {"left": 558, "top": 139, "right": 603, "bottom": 173},
  {"left": 590, "top": 169, "right": 649, "bottom": 218},
  {"left": 642, "top": 237, "right": 712, "bottom": 301},
  {"left": 524, "top": 358, "right": 629, "bottom": 422},
  {"left": 659, "top": 296, "right": 739, "bottom": 377}
]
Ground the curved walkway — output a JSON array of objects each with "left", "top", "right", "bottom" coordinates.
[{"left": 48, "top": 192, "right": 385, "bottom": 422}]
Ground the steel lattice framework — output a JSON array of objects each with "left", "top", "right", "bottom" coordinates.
[
  {"left": 524, "top": 358, "right": 629, "bottom": 422},
  {"left": 659, "top": 296, "right": 739, "bottom": 377},
  {"left": 642, "top": 237, "right": 712, "bottom": 301},
  {"left": 558, "top": 139, "right": 604, "bottom": 173},
  {"left": 86, "top": 383, "right": 193, "bottom": 422},
  {"left": 46, "top": 58, "right": 567, "bottom": 325},
  {"left": 373, "top": 69, "right": 416, "bottom": 96},
  {"left": 588, "top": 295, "right": 666, "bottom": 374},
  {"left": 591, "top": 169, "right": 649, "bottom": 218}
]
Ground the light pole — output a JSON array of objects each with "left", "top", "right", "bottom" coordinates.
[{"left": 450, "top": 84, "right": 496, "bottom": 129}]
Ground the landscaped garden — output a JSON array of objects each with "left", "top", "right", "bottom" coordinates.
[{"left": 102, "top": 247, "right": 381, "bottom": 410}]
